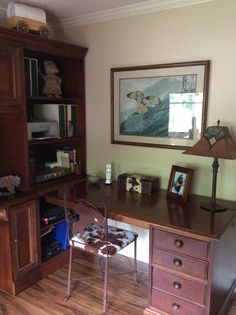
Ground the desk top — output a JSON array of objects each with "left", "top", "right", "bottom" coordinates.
[{"left": 45, "top": 180, "right": 236, "bottom": 240}]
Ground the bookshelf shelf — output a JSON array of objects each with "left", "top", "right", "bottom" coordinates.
[
  {"left": 30, "top": 173, "right": 83, "bottom": 191},
  {"left": 28, "top": 137, "right": 80, "bottom": 146},
  {"left": 26, "top": 96, "right": 83, "bottom": 105}
]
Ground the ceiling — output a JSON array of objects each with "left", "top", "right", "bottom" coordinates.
[{"left": 0, "top": 0, "right": 213, "bottom": 25}]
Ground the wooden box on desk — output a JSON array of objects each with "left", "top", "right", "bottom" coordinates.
[{"left": 118, "top": 173, "right": 160, "bottom": 194}]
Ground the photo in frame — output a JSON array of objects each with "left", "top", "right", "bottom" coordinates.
[
  {"left": 111, "top": 60, "right": 210, "bottom": 149},
  {"left": 167, "top": 165, "right": 194, "bottom": 202}
]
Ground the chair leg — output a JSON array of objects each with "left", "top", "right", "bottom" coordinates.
[
  {"left": 65, "top": 245, "right": 73, "bottom": 301},
  {"left": 102, "top": 258, "right": 109, "bottom": 314},
  {"left": 100, "top": 257, "right": 105, "bottom": 274},
  {"left": 134, "top": 238, "right": 138, "bottom": 283}
]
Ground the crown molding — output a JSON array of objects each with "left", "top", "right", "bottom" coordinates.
[
  {"left": 0, "top": 0, "right": 214, "bottom": 28},
  {"left": 61, "top": 0, "right": 214, "bottom": 27}
]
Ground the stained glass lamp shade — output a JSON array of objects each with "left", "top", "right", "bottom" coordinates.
[{"left": 183, "top": 120, "right": 236, "bottom": 211}]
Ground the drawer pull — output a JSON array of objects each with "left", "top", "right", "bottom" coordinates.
[
  {"left": 172, "top": 303, "right": 180, "bottom": 311},
  {"left": 173, "top": 281, "right": 182, "bottom": 290},
  {"left": 175, "top": 239, "right": 183, "bottom": 248},
  {"left": 173, "top": 258, "right": 182, "bottom": 267}
]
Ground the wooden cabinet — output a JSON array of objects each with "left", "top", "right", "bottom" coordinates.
[
  {"left": 0, "top": 26, "right": 88, "bottom": 294},
  {"left": 0, "top": 199, "right": 41, "bottom": 295},
  {"left": 0, "top": 39, "right": 23, "bottom": 108},
  {"left": 10, "top": 200, "right": 39, "bottom": 279},
  {"left": 145, "top": 224, "right": 236, "bottom": 315},
  {"left": 148, "top": 227, "right": 209, "bottom": 315},
  {"left": 0, "top": 26, "right": 88, "bottom": 191}
]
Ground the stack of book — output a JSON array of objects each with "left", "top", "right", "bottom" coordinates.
[{"left": 56, "top": 147, "right": 81, "bottom": 174}]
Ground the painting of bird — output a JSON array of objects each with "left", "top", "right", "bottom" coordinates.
[{"left": 127, "top": 91, "right": 161, "bottom": 114}]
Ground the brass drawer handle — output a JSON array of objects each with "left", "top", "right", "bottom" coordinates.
[
  {"left": 172, "top": 303, "right": 180, "bottom": 311},
  {"left": 175, "top": 239, "right": 183, "bottom": 248},
  {"left": 173, "top": 258, "right": 182, "bottom": 267},
  {"left": 173, "top": 281, "right": 182, "bottom": 290}
]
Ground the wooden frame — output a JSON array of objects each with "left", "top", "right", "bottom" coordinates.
[
  {"left": 167, "top": 165, "right": 193, "bottom": 202},
  {"left": 111, "top": 60, "right": 210, "bottom": 149}
]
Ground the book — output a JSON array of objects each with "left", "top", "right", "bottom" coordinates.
[
  {"left": 24, "top": 58, "right": 30, "bottom": 96},
  {"left": 24, "top": 57, "right": 39, "bottom": 96},
  {"left": 56, "top": 150, "right": 70, "bottom": 169},
  {"left": 31, "top": 58, "right": 39, "bottom": 96},
  {"left": 67, "top": 104, "right": 78, "bottom": 138},
  {"left": 58, "top": 105, "right": 67, "bottom": 138},
  {"left": 56, "top": 147, "right": 77, "bottom": 173}
]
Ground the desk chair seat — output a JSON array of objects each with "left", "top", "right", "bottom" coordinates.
[
  {"left": 70, "top": 225, "right": 138, "bottom": 257},
  {"left": 64, "top": 196, "right": 138, "bottom": 314}
]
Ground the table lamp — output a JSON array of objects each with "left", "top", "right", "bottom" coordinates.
[{"left": 183, "top": 120, "right": 236, "bottom": 212}]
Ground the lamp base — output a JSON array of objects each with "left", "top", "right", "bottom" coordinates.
[{"left": 200, "top": 203, "right": 227, "bottom": 212}]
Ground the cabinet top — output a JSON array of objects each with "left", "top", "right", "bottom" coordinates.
[{"left": 0, "top": 25, "right": 88, "bottom": 59}]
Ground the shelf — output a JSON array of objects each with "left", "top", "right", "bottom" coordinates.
[
  {"left": 30, "top": 174, "right": 85, "bottom": 192},
  {"left": 26, "top": 96, "right": 83, "bottom": 105},
  {"left": 40, "top": 217, "right": 65, "bottom": 235},
  {"left": 40, "top": 249, "right": 69, "bottom": 277},
  {"left": 28, "top": 137, "right": 80, "bottom": 146}
]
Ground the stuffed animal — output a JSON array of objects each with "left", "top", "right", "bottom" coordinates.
[{"left": 39, "top": 60, "right": 62, "bottom": 97}]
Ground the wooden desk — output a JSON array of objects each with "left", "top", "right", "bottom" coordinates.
[
  {"left": 45, "top": 180, "right": 236, "bottom": 315},
  {"left": 45, "top": 180, "right": 236, "bottom": 238}
]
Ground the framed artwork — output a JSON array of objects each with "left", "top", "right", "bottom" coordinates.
[
  {"left": 167, "top": 165, "right": 193, "bottom": 202},
  {"left": 111, "top": 60, "right": 210, "bottom": 149}
]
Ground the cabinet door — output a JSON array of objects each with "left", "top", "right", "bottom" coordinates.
[
  {"left": 0, "top": 40, "right": 23, "bottom": 108},
  {"left": 10, "top": 200, "right": 39, "bottom": 279}
]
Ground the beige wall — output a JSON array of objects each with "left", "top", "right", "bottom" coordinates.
[
  {"left": 57, "top": 0, "right": 236, "bottom": 202},
  {"left": 0, "top": 1, "right": 234, "bottom": 201},
  {"left": 0, "top": 0, "right": 234, "bottom": 263}
]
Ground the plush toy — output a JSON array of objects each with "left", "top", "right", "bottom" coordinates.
[
  {"left": 39, "top": 60, "right": 62, "bottom": 97},
  {"left": 0, "top": 175, "right": 21, "bottom": 195}
]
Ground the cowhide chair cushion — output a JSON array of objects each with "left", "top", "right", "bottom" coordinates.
[{"left": 70, "top": 224, "right": 138, "bottom": 257}]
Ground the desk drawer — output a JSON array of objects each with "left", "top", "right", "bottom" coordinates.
[
  {"left": 153, "top": 229, "right": 208, "bottom": 260},
  {"left": 152, "top": 268, "right": 206, "bottom": 305},
  {"left": 151, "top": 288, "right": 205, "bottom": 315},
  {"left": 153, "top": 248, "right": 208, "bottom": 280}
]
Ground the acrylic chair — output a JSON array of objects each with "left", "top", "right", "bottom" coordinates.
[{"left": 63, "top": 193, "right": 138, "bottom": 314}]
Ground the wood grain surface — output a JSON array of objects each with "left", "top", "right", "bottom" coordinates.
[{"left": 0, "top": 253, "right": 235, "bottom": 315}]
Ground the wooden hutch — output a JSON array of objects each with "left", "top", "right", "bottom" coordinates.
[{"left": 0, "top": 26, "right": 87, "bottom": 295}]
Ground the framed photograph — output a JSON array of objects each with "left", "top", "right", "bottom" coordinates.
[
  {"left": 111, "top": 60, "right": 210, "bottom": 149},
  {"left": 167, "top": 165, "right": 193, "bottom": 202}
]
